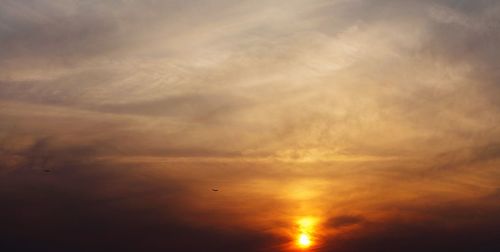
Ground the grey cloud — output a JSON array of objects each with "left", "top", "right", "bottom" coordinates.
[
  {"left": 0, "top": 142, "right": 280, "bottom": 252},
  {"left": 326, "top": 215, "right": 365, "bottom": 228},
  {"left": 0, "top": 0, "right": 120, "bottom": 64},
  {"left": 0, "top": 0, "right": 499, "bottom": 159},
  {"left": 95, "top": 93, "right": 254, "bottom": 121},
  {"left": 425, "top": 142, "right": 500, "bottom": 171}
]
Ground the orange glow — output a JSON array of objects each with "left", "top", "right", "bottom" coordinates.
[
  {"left": 295, "top": 217, "right": 317, "bottom": 249},
  {"left": 297, "top": 233, "right": 312, "bottom": 248}
]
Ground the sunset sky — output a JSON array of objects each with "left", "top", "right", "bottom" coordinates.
[{"left": 1, "top": 0, "right": 499, "bottom": 251}]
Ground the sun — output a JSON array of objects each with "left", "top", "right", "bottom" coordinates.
[
  {"left": 297, "top": 233, "right": 312, "bottom": 248},
  {"left": 295, "top": 217, "right": 317, "bottom": 249}
]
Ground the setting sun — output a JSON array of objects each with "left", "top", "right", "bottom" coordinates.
[
  {"left": 295, "top": 217, "right": 317, "bottom": 249},
  {"left": 297, "top": 233, "right": 312, "bottom": 248}
]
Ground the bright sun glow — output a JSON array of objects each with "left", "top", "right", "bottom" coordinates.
[
  {"left": 298, "top": 233, "right": 312, "bottom": 248},
  {"left": 295, "top": 217, "right": 317, "bottom": 249}
]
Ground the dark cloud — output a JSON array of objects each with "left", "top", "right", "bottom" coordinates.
[
  {"left": 321, "top": 200, "right": 500, "bottom": 252},
  {"left": 322, "top": 219, "right": 500, "bottom": 252},
  {"left": 0, "top": 139, "right": 281, "bottom": 252},
  {"left": 326, "top": 215, "right": 365, "bottom": 228},
  {"left": 485, "top": 187, "right": 500, "bottom": 200}
]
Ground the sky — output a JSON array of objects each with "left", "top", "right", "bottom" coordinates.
[{"left": 0, "top": 0, "right": 499, "bottom": 251}]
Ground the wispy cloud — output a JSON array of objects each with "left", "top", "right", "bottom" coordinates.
[{"left": 1, "top": 0, "right": 499, "bottom": 251}]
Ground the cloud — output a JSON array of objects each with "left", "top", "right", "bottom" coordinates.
[
  {"left": 321, "top": 199, "right": 500, "bottom": 252},
  {"left": 0, "top": 144, "right": 281, "bottom": 252},
  {"left": 1, "top": 0, "right": 500, "bottom": 251},
  {"left": 326, "top": 215, "right": 365, "bottom": 228}
]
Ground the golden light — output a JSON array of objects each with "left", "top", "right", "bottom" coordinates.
[
  {"left": 295, "top": 217, "right": 317, "bottom": 249},
  {"left": 297, "top": 233, "right": 312, "bottom": 248}
]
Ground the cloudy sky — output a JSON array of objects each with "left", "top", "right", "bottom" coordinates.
[{"left": 1, "top": 0, "right": 499, "bottom": 251}]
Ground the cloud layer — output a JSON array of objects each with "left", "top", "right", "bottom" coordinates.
[{"left": 1, "top": 0, "right": 499, "bottom": 251}]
